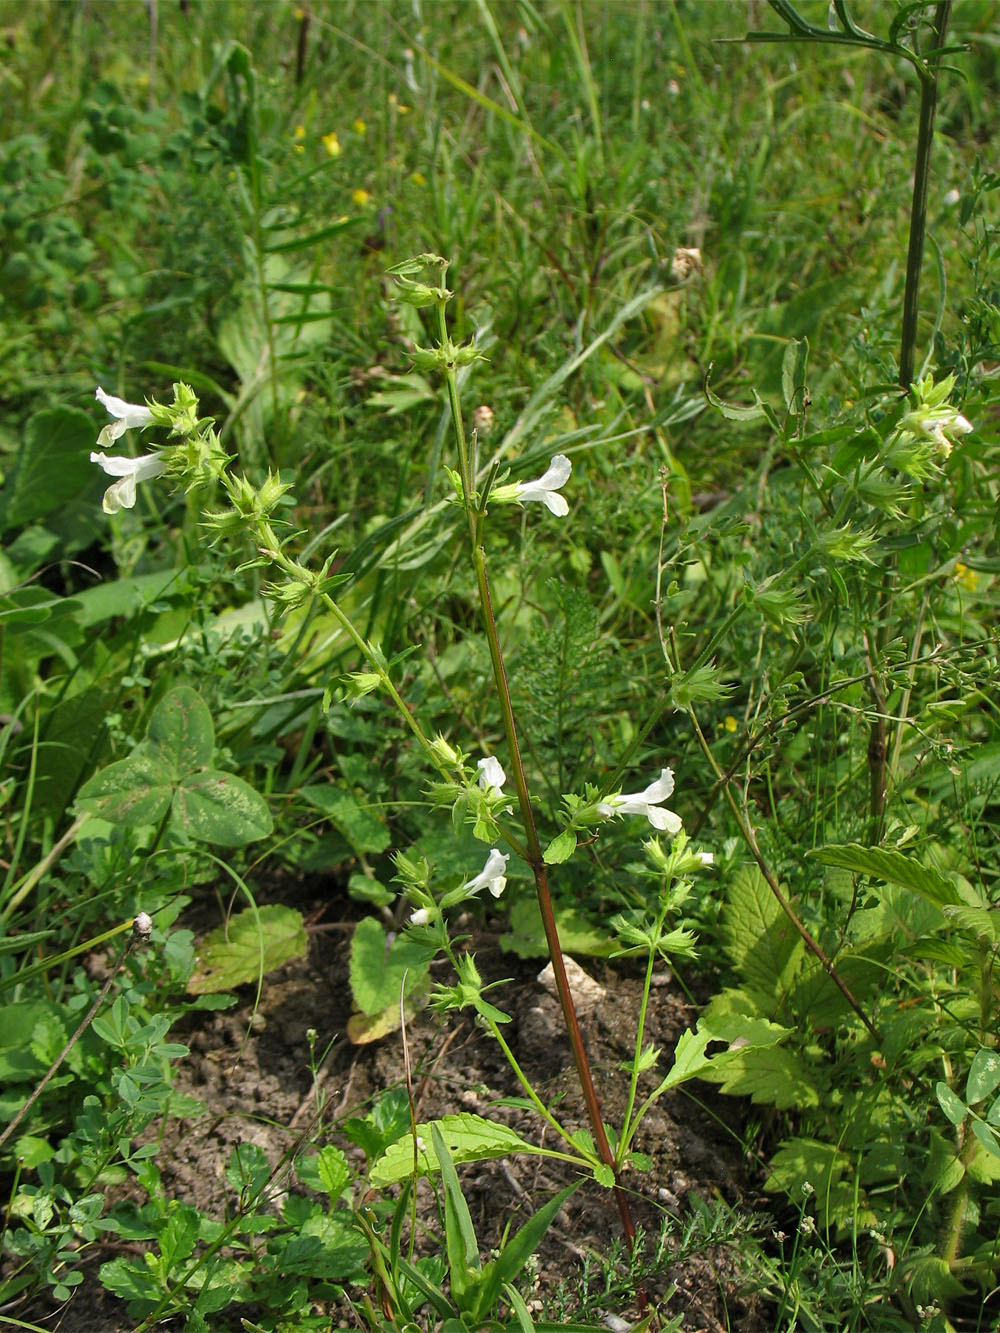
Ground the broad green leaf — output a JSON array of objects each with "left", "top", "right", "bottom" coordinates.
[
  {"left": 967, "top": 1049, "right": 1000, "bottom": 1106},
  {"left": 0, "top": 407, "right": 96, "bottom": 533},
  {"left": 723, "top": 866, "right": 802, "bottom": 997},
  {"left": 147, "top": 686, "right": 215, "bottom": 775},
  {"left": 936, "top": 1082, "right": 968, "bottom": 1126},
  {"left": 369, "top": 1114, "right": 547, "bottom": 1186},
  {"left": 173, "top": 769, "right": 273, "bottom": 846},
  {"left": 807, "top": 843, "right": 961, "bottom": 907},
  {"left": 971, "top": 1120, "right": 1000, "bottom": 1160},
  {"left": 698, "top": 1043, "right": 820, "bottom": 1110},
  {"left": 348, "top": 915, "right": 432, "bottom": 1016},
  {"left": 187, "top": 905, "right": 308, "bottom": 994},
  {"left": 72, "top": 568, "right": 194, "bottom": 629},
  {"left": 76, "top": 751, "right": 174, "bottom": 827},
  {"left": 346, "top": 988, "right": 429, "bottom": 1045},
  {"left": 499, "top": 895, "right": 616, "bottom": 958}
]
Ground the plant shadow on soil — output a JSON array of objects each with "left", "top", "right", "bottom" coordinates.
[{"left": 32, "top": 874, "right": 777, "bottom": 1332}]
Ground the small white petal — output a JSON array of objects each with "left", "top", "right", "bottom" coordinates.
[
  {"left": 477, "top": 756, "right": 506, "bottom": 794},
  {"left": 697, "top": 852, "right": 714, "bottom": 866},
  {"left": 95, "top": 386, "right": 155, "bottom": 445},
  {"left": 515, "top": 453, "right": 572, "bottom": 516},
  {"left": 91, "top": 451, "right": 167, "bottom": 513},
  {"left": 463, "top": 848, "right": 509, "bottom": 899},
  {"left": 409, "top": 908, "right": 430, "bottom": 927}
]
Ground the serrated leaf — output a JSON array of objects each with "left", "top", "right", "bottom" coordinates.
[
  {"left": 724, "top": 866, "right": 802, "bottom": 997},
  {"left": 187, "top": 906, "right": 308, "bottom": 993},
  {"left": 699, "top": 1043, "right": 820, "bottom": 1110},
  {"left": 369, "top": 1113, "right": 546, "bottom": 1186},
  {"left": 807, "top": 843, "right": 961, "bottom": 906},
  {"left": 543, "top": 829, "right": 577, "bottom": 865}
]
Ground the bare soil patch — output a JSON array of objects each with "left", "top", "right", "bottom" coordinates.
[{"left": 24, "top": 877, "right": 775, "bottom": 1332}]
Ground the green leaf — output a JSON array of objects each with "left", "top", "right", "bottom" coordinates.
[
  {"left": 807, "top": 843, "right": 961, "bottom": 907},
  {"left": 0, "top": 407, "right": 96, "bottom": 533},
  {"left": 76, "top": 751, "right": 175, "bottom": 826},
  {"left": 543, "top": 829, "right": 577, "bottom": 865},
  {"left": 971, "top": 1120, "right": 1000, "bottom": 1160},
  {"left": 369, "top": 1113, "right": 548, "bottom": 1186},
  {"left": 349, "top": 915, "right": 432, "bottom": 1016},
  {"left": 187, "top": 905, "right": 308, "bottom": 994},
  {"left": 968, "top": 1048, "right": 1000, "bottom": 1106},
  {"left": 432, "top": 1123, "right": 481, "bottom": 1305},
  {"left": 704, "top": 368, "right": 771, "bottom": 423},
  {"left": 147, "top": 685, "right": 215, "bottom": 775},
  {"left": 723, "top": 866, "right": 803, "bottom": 998},
  {"left": 315, "top": 1145, "right": 352, "bottom": 1200},
  {"left": 936, "top": 1082, "right": 968, "bottom": 1126},
  {"left": 698, "top": 1043, "right": 819, "bottom": 1110},
  {"left": 173, "top": 769, "right": 273, "bottom": 846},
  {"left": 499, "top": 895, "right": 616, "bottom": 958},
  {"left": 301, "top": 785, "right": 390, "bottom": 854}
]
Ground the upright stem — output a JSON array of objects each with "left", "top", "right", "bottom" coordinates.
[
  {"left": 898, "top": 0, "right": 953, "bottom": 387},
  {"left": 436, "top": 311, "right": 642, "bottom": 1255}
]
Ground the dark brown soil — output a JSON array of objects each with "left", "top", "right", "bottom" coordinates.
[{"left": 20, "top": 878, "right": 775, "bottom": 1333}]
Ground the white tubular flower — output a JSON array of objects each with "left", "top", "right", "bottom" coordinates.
[
  {"left": 90, "top": 450, "right": 168, "bottom": 514},
  {"left": 918, "top": 406, "right": 973, "bottom": 455},
  {"left": 462, "top": 848, "right": 509, "bottom": 900},
  {"left": 598, "top": 767, "right": 682, "bottom": 833},
  {"left": 409, "top": 907, "right": 431, "bottom": 927},
  {"left": 95, "top": 386, "right": 155, "bottom": 446},
  {"left": 477, "top": 756, "right": 506, "bottom": 795},
  {"left": 696, "top": 851, "right": 714, "bottom": 867},
  {"left": 514, "top": 454, "right": 572, "bottom": 517}
]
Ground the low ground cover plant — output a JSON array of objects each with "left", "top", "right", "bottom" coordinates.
[{"left": 2, "top": 3, "right": 1000, "bottom": 1331}]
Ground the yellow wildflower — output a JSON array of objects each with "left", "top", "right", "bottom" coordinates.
[
  {"left": 322, "top": 131, "right": 342, "bottom": 158},
  {"left": 293, "top": 124, "right": 306, "bottom": 154},
  {"left": 724, "top": 715, "right": 738, "bottom": 733},
  {"left": 352, "top": 188, "right": 372, "bottom": 207},
  {"left": 954, "top": 562, "right": 978, "bottom": 592},
  {"left": 353, "top": 118, "right": 367, "bottom": 135},
  {"left": 410, "top": 170, "right": 426, "bottom": 186}
]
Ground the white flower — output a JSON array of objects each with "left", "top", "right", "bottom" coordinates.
[
  {"left": 462, "top": 848, "right": 509, "bottom": 900},
  {"left": 409, "top": 907, "right": 431, "bottom": 927},
  {"left": 514, "top": 454, "right": 572, "bottom": 517},
  {"left": 918, "top": 406, "right": 973, "bottom": 455},
  {"left": 598, "top": 767, "right": 682, "bottom": 833},
  {"left": 477, "top": 756, "right": 506, "bottom": 795},
  {"left": 95, "top": 386, "right": 155, "bottom": 446},
  {"left": 696, "top": 851, "right": 714, "bottom": 866},
  {"left": 91, "top": 450, "right": 167, "bottom": 514}
]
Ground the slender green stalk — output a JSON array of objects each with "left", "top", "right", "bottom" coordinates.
[
  {"left": 616, "top": 928, "right": 661, "bottom": 1167},
  {"left": 899, "top": 1, "right": 953, "bottom": 387}
]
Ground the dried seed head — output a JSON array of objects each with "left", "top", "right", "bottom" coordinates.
[{"left": 132, "top": 912, "right": 153, "bottom": 942}]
